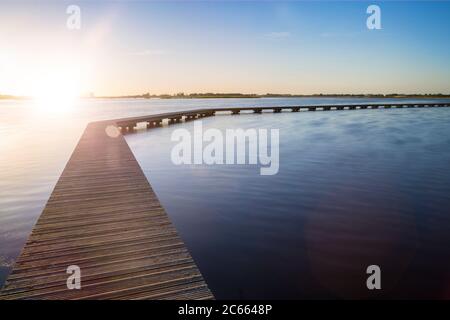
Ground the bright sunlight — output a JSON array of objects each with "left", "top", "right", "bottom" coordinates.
[{"left": 31, "top": 67, "right": 82, "bottom": 113}]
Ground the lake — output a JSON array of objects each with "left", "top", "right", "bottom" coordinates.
[{"left": 1, "top": 97, "right": 450, "bottom": 298}]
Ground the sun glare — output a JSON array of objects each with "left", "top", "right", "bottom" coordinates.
[{"left": 31, "top": 69, "right": 82, "bottom": 113}]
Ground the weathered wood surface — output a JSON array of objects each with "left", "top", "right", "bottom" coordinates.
[{"left": 0, "top": 121, "right": 213, "bottom": 300}]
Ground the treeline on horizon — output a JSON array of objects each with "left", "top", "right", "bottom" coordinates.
[
  {"left": 2, "top": 93, "right": 450, "bottom": 100},
  {"left": 98, "top": 92, "right": 450, "bottom": 99}
]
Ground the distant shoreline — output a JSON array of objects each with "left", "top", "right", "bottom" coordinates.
[
  {"left": 95, "top": 93, "right": 450, "bottom": 100},
  {"left": 2, "top": 93, "right": 450, "bottom": 100}
]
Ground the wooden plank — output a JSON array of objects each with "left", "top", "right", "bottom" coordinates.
[{"left": 0, "top": 121, "right": 213, "bottom": 300}]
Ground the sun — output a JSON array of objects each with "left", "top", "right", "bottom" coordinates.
[{"left": 31, "top": 68, "right": 82, "bottom": 113}]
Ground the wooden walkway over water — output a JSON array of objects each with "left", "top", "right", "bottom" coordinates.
[
  {"left": 0, "top": 121, "right": 213, "bottom": 300},
  {"left": 1, "top": 101, "right": 449, "bottom": 300},
  {"left": 113, "top": 102, "right": 450, "bottom": 131}
]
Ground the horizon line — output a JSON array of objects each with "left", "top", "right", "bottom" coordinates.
[{"left": 2, "top": 92, "right": 450, "bottom": 100}]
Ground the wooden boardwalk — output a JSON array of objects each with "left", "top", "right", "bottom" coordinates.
[
  {"left": 0, "top": 121, "right": 213, "bottom": 300},
  {"left": 112, "top": 102, "right": 450, "bottom": 131},
  {"left": 1, "top": 101, "right": 449, "bottom": 300}
]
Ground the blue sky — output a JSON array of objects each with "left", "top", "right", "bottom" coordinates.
[{"left": 1, "top": 1, "right": 449, "bottom": 95}]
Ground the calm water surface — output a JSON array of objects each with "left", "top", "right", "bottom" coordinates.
[{"left": 1, "top": 98, "right": 450, "bottom": 298}]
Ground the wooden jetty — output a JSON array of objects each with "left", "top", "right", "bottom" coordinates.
[
  {"left": 0, "top": 121, "right": 213, "bottom": 300},
  {"left": 113, "top": 102, "right": 450, "bottom": 132},
  {"left": 0, "top": 101, "right": 449, "bottom": 300}
]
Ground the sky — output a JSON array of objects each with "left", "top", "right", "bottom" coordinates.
[{"left": 0, "top": 0, "right": 450, "bottom": 96}]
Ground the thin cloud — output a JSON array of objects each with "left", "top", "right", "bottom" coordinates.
[
  {"left": 127, "top": 49, "right": 166, "bottom": 56},
  {"left": 320, "top": 31, "right": 361, "bottom": 38},
  {"left": 264, "top": 31, "right": 291, "bottom": 39}
]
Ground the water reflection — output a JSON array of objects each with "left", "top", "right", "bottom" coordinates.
[{"left": 126, "top": 108, "right": 450, "bottom": 299}]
